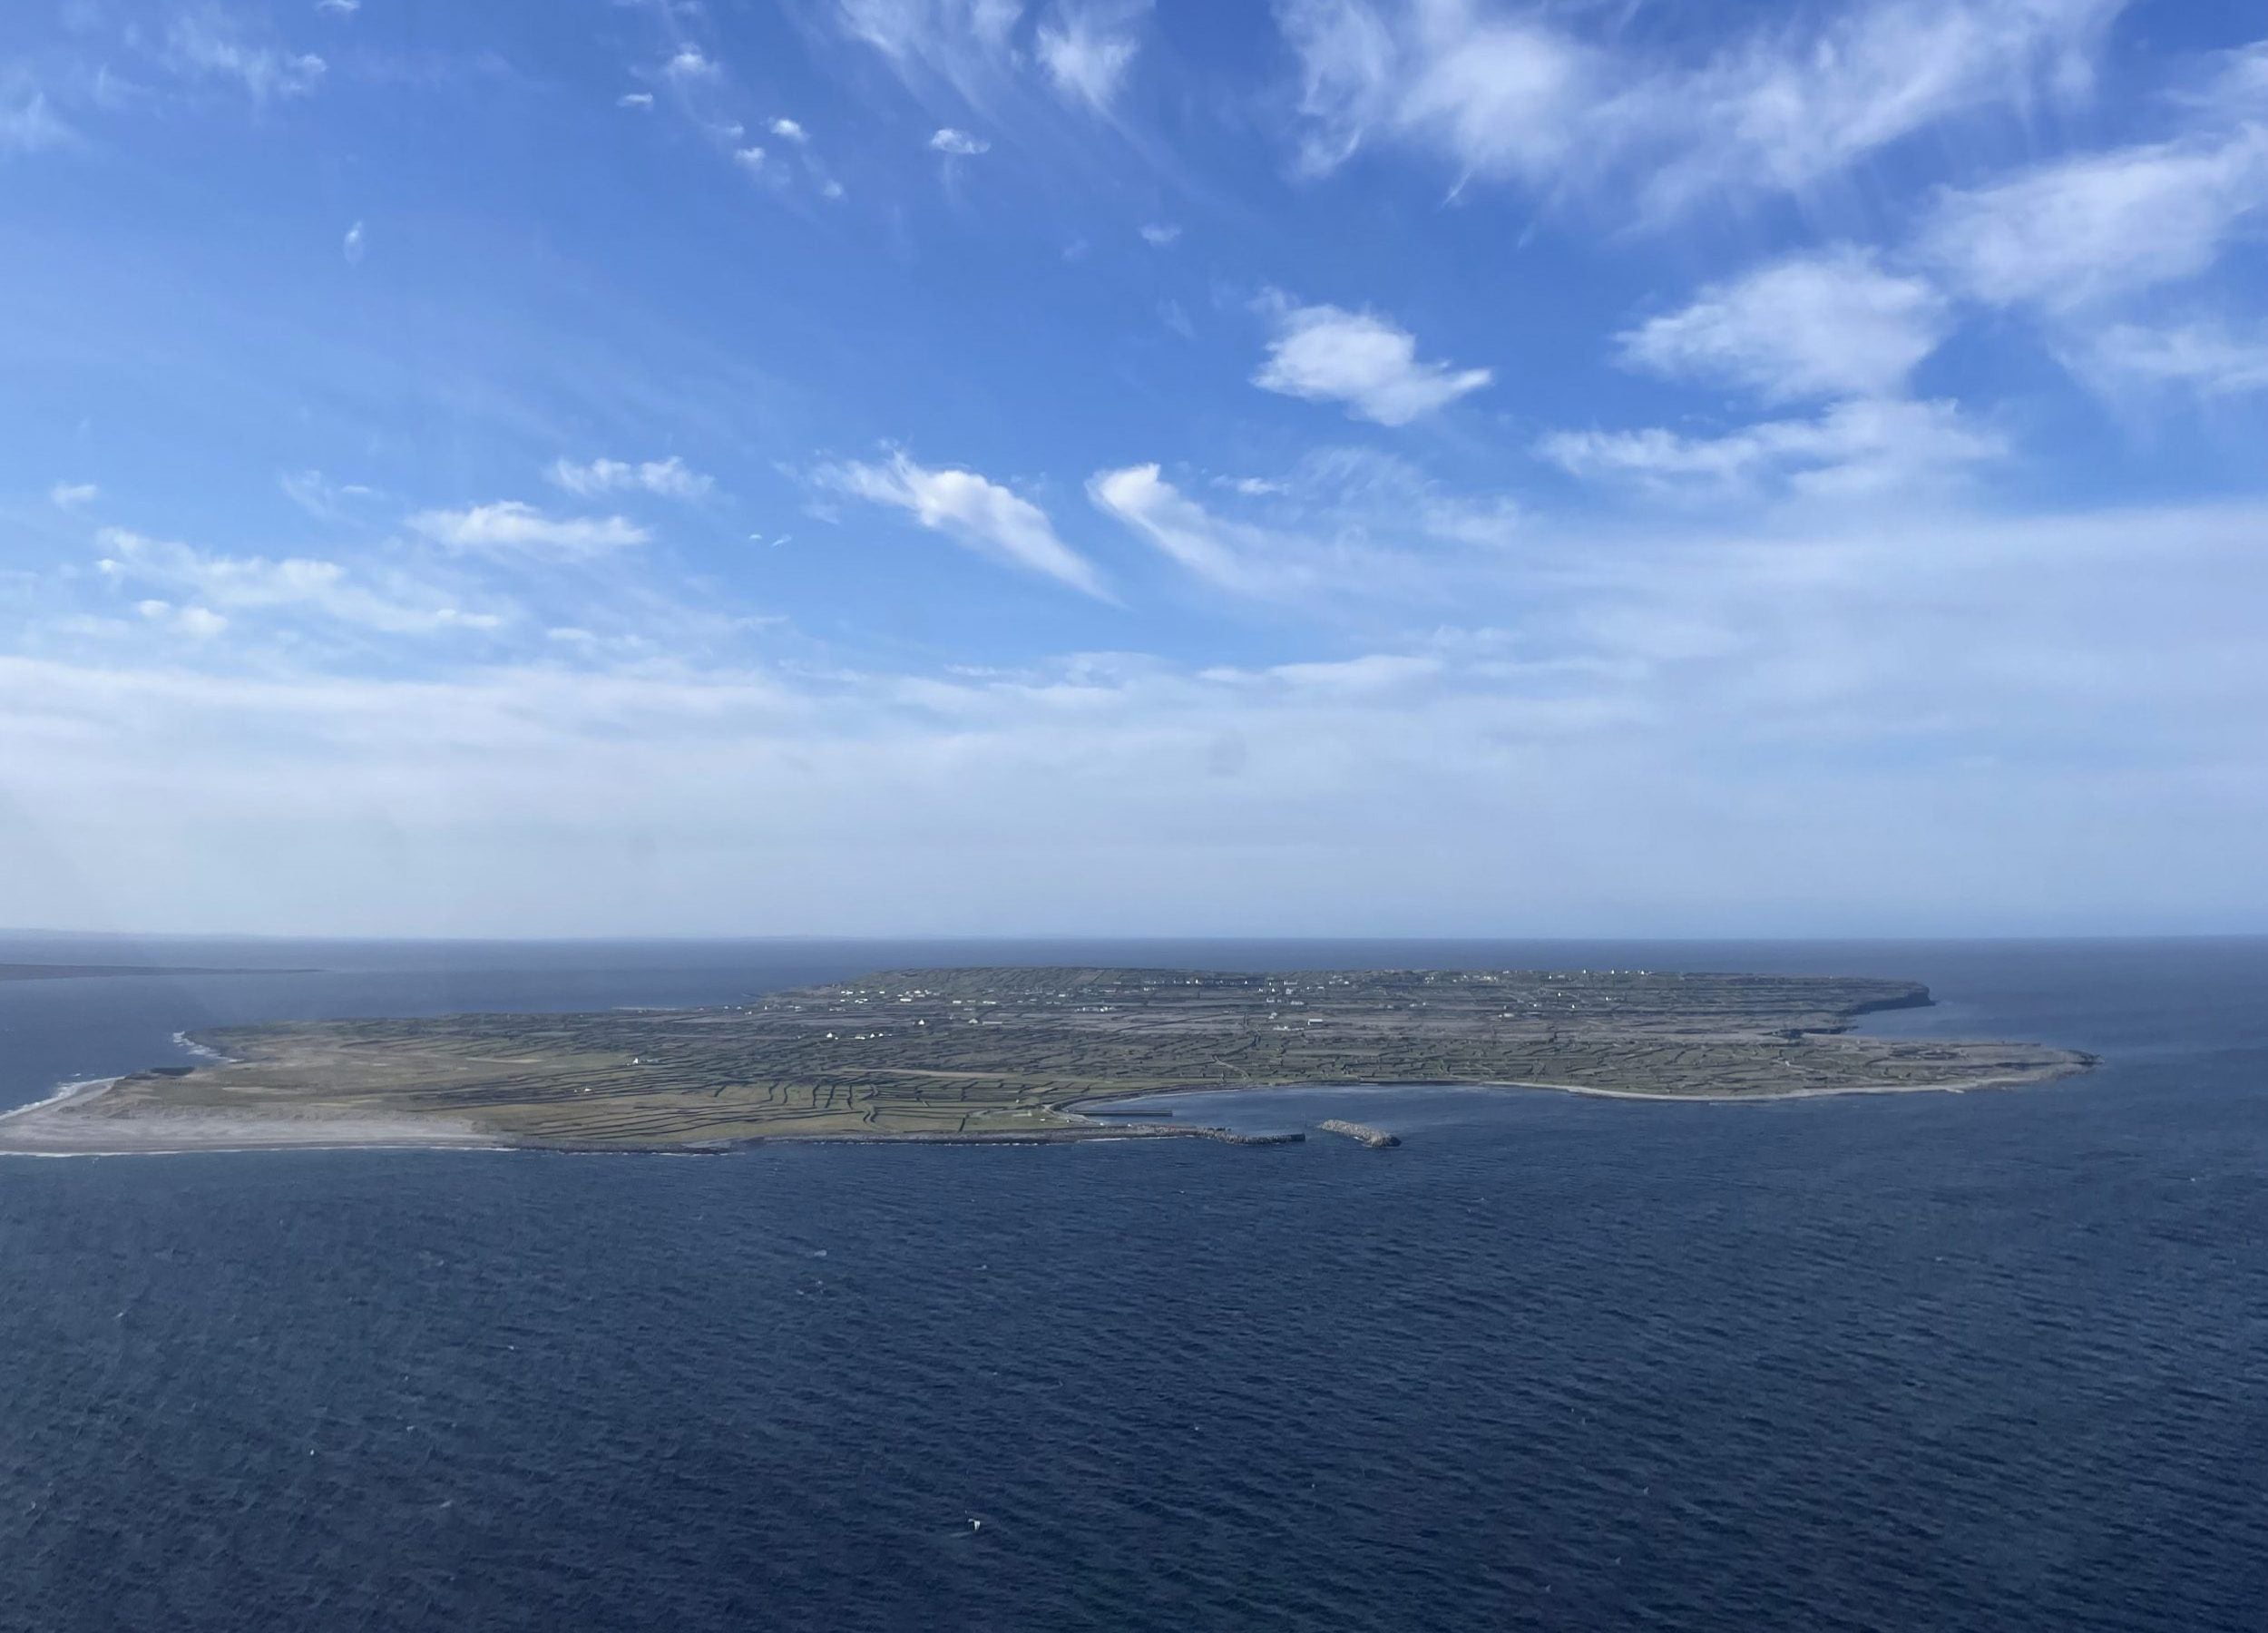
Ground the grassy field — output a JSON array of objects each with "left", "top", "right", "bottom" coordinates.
[{"left": 9, "top": 966, "right": 2093, "bottom": 1152}]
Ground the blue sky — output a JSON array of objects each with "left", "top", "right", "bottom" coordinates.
[{"left": 4, "top": 0, "right": 2266, "bottom": 937}]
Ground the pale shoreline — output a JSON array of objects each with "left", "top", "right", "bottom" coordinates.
[
  {"left": 0, "top": 1074, "right": 511, "bottom": 1159},
  {"left": 0, "top": 1059, "right": 2095, "bottom": 1158}
]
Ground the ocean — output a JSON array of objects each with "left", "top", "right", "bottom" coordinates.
[{"left": 3, "top": 936, "right": 2264, "bottom": 1631}]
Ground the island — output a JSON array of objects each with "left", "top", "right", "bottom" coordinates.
[
  {"left": 0, "top": 965, "right": 2093, "bottom": 1155},
  {"left": 0, "top": 963, "right": 311, "bottom": 982}
]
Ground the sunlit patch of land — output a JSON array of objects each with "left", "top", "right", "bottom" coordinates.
[{"left": 0, "top": 966, "right": 2093, "bottom": 1154}]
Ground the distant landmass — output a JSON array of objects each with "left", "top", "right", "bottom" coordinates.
[
  {"left": 0, "top": 963, "right": 311, "bottom": 982},
  {"left": 0, "top": 965, "right": 2093, "bottom": 1155}
]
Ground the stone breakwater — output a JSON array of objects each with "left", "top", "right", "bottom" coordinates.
[{"left": 1318, "top": 1120, "right": 1400, "bottom": 1149}]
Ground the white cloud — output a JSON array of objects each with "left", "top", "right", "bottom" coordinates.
[
  {"left": 1921, "top": 129, "right": 2268, "bottom": 311},
  {"left": 408, "top": 502, "right": 650, "bottom": 556},
  {"left": 768, "top": 116, "right": 808, "bottom": 142},
  {"left": 132, "top": 600, "right": 230, "bottom": 640},
  {"left": 1276, "top": 0, "right": 2121, "bottom": 220},
  {"left": 1037, "top": 2, "right": 1146, "bottom": 112},
  {"left": 49, "top": 482, "right": 99, "bottom": 510},
  {"left": 1279, "top": 0, "right": 1592, "bottom": 181},
  {"left": 1241, "top": 444, "right": 1521, "bottom": 550},
  {"left": 929, "top": 126, "right": 990, "bottom": 155},
  {"left": 1226, "top": 652, "right": 1443, "bottom": 695},
  {"left": 817, "top": 453, "right": 1109, "bottom": 597},
  {"left": 1618, "top": 249, "right": 1951, "bottom": 403},
  {"left": 618, "top": 92, "right": 654, "bottom": 110},
  {"left": 166, "top": 15, "right": 327, "bottom": 101},
  {"left": 2179, "top": 39, "right": 2268, "bottom": 126},
  {"left": 734, "top": 145, "right": 767, "bottom": 171},
  {"left": 2062, "top": 321, "right": 2268, "bottom": 397},
  {"left": 839, "top": 0, "right": 1024, "bottom": 109},
  {"left": 1139, "top": 222, "right": 1180, "bottom": 246},
  {"left": 844, "top": 0, "right": 1143, "bottom": 114},
  {"left": 1623, "top": 0, "right": 2121, "bottom": 220},
  {"left": 663, "top": 47, "right": 720, "bottom": 81},
  {"left": 13, "top": 499, "right": 2268, "bottom": 936},
  {"left": 842, "top": 0, "right": 1023, "bottom": 58},
  {"left": 341, "top": 220, "right": 365, "bottom": 264},
  {"left": 96, "top": 528, "right": 504, "bottom": 636},
  {"left": 316, "top": 0, "right": 360, "bottom": 14},
  {"left": 1539, "top": 399, "right": 2005, "bottom": 499},
  {"left": 547, "top": 455, "right": 714, "bottom": 501},
  {"left": 1252, "top": 299, "right": 1491, "bottom": 425},
  {"left": 1087, "top": 453, "right": 1506, "bottom": 599}
]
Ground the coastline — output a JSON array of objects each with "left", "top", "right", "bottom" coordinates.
[
  {"left": 0, "top": 1052, "right": 2097, "bottom": 1158},
  {"left": 0, "top": 1075, "right": 511, "bottom": 1159}
]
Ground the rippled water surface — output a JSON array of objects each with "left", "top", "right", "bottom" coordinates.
[{"left": 4, "top": 937, "right": 2265, "bottom": 1631}]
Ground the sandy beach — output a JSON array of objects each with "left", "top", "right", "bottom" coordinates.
[{"left": 0, "top": 1077, "right": 504, "bottom": 1158}]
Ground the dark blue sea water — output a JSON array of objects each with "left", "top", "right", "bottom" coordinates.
[{"left": 4, "top": 936, "right": 2265, "bottom": 1632}]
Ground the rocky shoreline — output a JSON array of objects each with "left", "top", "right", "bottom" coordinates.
[{"left": 1318, "top": 1120, "right": 1401, "bottom": 1149}]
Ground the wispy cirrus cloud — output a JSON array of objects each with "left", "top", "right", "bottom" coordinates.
[
  {"left": 839, "top": 0, "right": 1022, "bottom": 61},
  {"left": 1538, "top": 399, "right": 2005, "bottom": 500},
  {"left": 408, "top": 502, "right": 650, "bottom": 556},
  {"left": 165, "top": 13, "right": 327, "bottom": 102},
  {"left": 1920, "top": 128, "right": 2268, "bottom": 312},
  {"left": 1089, "top": 450, "right": 1513, "bottom": 601},
  {"left": 548, "top": 455, "right": 714, "bottom": 501},
  {"left": 836, "top": 0, "right": 1148, "bottom": 120},
  {"left": 816, "top": 452, "right": 1110, "bottom": 597},
  {"left": 1036, "top": 1, "right": 1147, "bottom": 112},
  {"left": 1618, "top": 249, "right": 1951, "bottom": 404},
  {"left": 1620, "top": 0, "right": 2121, "bottom": 220},
  {"left": 1276, "top": 0, "right": 2121, "bottom": 221},
  {"left": 279, "top": 470, "right": 376, "bottom": 522},
  {"left": 2061, "top": 321, "right": 2268, "bottom": 398},
  {"left": 1090, "top": 464, "right": 1302, "bottom": 599},
  {"left": 12, "top": 496, "right": 2268, "bottom": 935},
  {"left": 1280, "top": 0, "right": 1592, "bottom": 181},
  {"left": 838, "top": 0, "right": 1024, "bottom": 110},
  {"left": 1899, "top": 48, "right": 2268, "bottom": 402},
  {"left": 94, "top": 527, "right": 505, "bottom": 636}
]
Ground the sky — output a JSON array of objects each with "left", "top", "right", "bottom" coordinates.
[{"left": 3, "top": 0, "right": 2266, "bottom": 939}]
